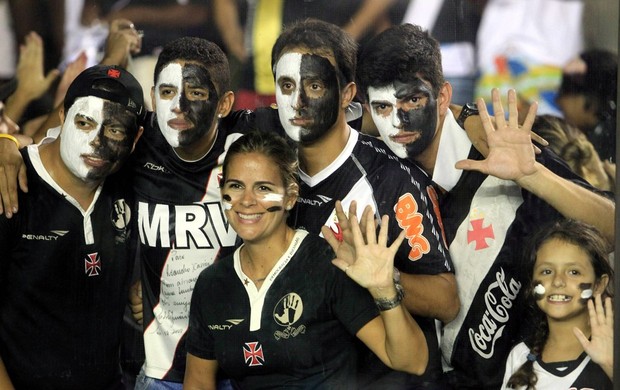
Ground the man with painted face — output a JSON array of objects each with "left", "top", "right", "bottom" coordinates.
[
  {"left": 0, "top": 64, "right": 144, "bottom": 389},
  {"left": 125, "top": 37, "right": 247, "bottom": 389},
  {"left": 271, "top": 19, "right": 458, "bottom": 389},
  {"left": 356, "top": 23, "right": 615, "bottom": 389}
]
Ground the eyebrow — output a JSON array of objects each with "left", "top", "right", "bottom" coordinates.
[{"left": 75, "top": 113, "right": 97, "bottom": 123}]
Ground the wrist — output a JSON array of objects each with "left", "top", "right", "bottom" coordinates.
[{"left": 373, "top": 281, "right": 404, "bottom": 311}]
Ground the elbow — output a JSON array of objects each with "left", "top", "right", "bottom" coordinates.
[
  {"left": 397, "top": 342, "right": 429, "bottom": 376},
  {"left": 441, "top": 293, "right": 461, "bottom": 323}
]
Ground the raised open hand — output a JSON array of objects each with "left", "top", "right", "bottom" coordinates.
[
  {"left": 329, "top": 201, "right": 405, "bottom": 291},
  {"left": 573, "top": 294, "right": 613, "bottom": 379},
  {"left": 455, "top": 89, "right": 539, "bottom": 181}
]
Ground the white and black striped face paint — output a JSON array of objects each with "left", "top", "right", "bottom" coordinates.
[
  {"left": 275, "top": 52, "right": 340, "bottom": 145},
  {"left": 60, "top": 96, "right": 136, "bottom": 182},
  {"left": 155, "top": 62, "right": 218, "bottom": 148},
  {"left": 368, "top": 79, "right": 438, "bottom": 160}
]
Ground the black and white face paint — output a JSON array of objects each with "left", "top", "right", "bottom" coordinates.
[
  {"left": 275, "top": 52, "right": 340, "bottom": 144},
  {"left": 155, "top": 62, "right": 218, "bottom": 148},
  {"left": 60, "top": 96, "right": 136, "bottom": 182},
  {"left": 368, "top": 79, "right": 438, "bottom": 160}
]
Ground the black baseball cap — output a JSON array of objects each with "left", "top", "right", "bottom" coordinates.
[{"left": 64, "top": 65, "right": 145, "bottom": 124}]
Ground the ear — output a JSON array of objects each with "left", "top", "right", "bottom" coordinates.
[
  {"left": 340, "top": 82, "right": 357, "bottom": 109},
  {"left": 131, "top": 126, "right": 144, "bottom": 153},
  {"left": 594, "top": 274, "right": 610, "bottom": 295},
  {"left": 150, "top": 86, "right": 156, "bottom": 111},
  {"left": 285, "top": 183, "right": 299, "bottom": 210},
  {"left": 58, "top": 107, "right": 65, "bottom": 124},
  {"left": 438, "top": 82, "right": 452, "bottom": 116},
  {"left": 217, "top": 91, "right": 235, "bottom": 118}
]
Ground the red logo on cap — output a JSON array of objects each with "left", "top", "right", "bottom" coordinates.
[{"left": 107, "top": 69, "right": 121, "bottom": 78}]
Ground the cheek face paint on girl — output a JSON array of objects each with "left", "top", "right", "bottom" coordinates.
[
  {"left": 59, "top": 97, "right": 103, "bottom": 181},
  {"left": 579, "top": 283, "right": 593, "bottom": 301},
  {"left": 155, "top": 63, "right": 183, "bottom": 147},
  {"left": 393, "top": 79, "right": 438, "bottom": 158},
  {"left": 532, "top": 282, "right": 546, "bottom": 301},
  {"left": 262, "top": 193, "right": 284, "bottom": 212},
  {"left": 221, "top": 193, "right": 233, "bottom": 210}
]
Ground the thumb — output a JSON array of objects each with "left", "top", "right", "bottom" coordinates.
[
  {"left": 455, "top": 158, "right": 485, "bottom": 173},
  {"left": 572, "top": 326, "right": 589, "bottom": 349}
]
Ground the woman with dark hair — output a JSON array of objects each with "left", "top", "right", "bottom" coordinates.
[
  {"left": 502, "top": 219, "right": 614, "bottom": 389},
  {"left": 184, "top": 131, "right": 428, "bottom": 389}
]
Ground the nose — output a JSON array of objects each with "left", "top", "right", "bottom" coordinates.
[
  {"left": 171, "top": 93, "right": 182, "bottom": 113},
  {"left": 89, "top": 127, "right": 104, "bottom": 148},
  {"left": 292, "top": 89, "right": 303, "bottom": 111},
  {"left": 391, "top": 109, "right": 402, "bottom": 129},
  {"left": 240, "top": 188, "right": 257, "bottom": 207},
  {"left": 552, "top": 273, "right": 566, "bottom": 288}
]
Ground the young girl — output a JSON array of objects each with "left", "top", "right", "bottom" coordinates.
[{"left": 502, "top": 219, "right": 614, "bottom": 389}]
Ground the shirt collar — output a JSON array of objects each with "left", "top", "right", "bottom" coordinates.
[{"left": 432, "top": 108, "right": 472, "bottom": 192}]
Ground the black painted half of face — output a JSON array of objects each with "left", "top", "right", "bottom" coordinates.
[
  {"left": 87, "top": 101, "right": 137, "bottom": 181},
  {"left": 179, "top": 64, "right": 219, "bottom": 146},
  {"left": 297, "top": 54, "right": 340, "bottom": 144},
  {"left": 394, "top": 79, "right": 438, "bottom": 158}
]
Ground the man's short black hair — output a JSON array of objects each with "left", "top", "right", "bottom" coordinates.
[
  {"left": 271, "top": 19, "right": 358, "bottom": 88},
  {"left": 357, "top": 24, "right": 444, "bottom": 102},
  {"left": 154, "top": 37, "right": 231, "bottom": 98}
]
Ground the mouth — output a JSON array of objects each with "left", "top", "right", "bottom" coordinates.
[
  {"left": 389, "top": 131, "right": 421, "bottom": 145},
  {"left": 82, "top": 155, "right": 109, "bottom": 168},
  {"left": 547, "top": 294, "right": 572, "bottom": 303},
  {"left": 290, "top": 117, "right": 313, "bottom": 127},
  {"left": 236, "top": 212, "right": 263, "bottom": 223},
  {"left": 167, "top": 118, "right": 192, "bottom": 130}
]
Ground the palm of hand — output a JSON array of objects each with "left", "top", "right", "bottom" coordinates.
[
  {"left": 346, "top": 242, "right": 394, "bottom": 290},
  {"left": 482, "top": 124, "right": 537, "bottom": 181}
]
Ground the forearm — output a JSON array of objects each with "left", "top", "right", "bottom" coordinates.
[
  {"left": 4, "top": 93, "right": 31, "bottom": 126},
  {"left": 184, "top": 354, "right": 217, "bottom": 390},
  {"left": 343, "top": 0, "right": 396, "bottom": 40},
  {"left": 517, "top": 162, "right": 615, "bottom": 245},
  {"left": 379, "top": 303, "right": 428, "bottom": 374},
  {"left": 213, "top": 0, "right": 246, "bottom": 61},
  {"left": 400, "top": 272, "right": 460, "bottom": 322}
]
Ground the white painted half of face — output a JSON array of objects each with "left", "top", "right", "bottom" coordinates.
[
  {"left": 275, "top": 52, "right": 303, "bottom": 142},
  {"left": 368, "top": 85, "right": 407, "bottom": 159},
  {"left": 60, "top": 96, "right": 103, "bottom": 180},
  {"left": 155, "top": 62, "right": 183, "bottom": 147}
]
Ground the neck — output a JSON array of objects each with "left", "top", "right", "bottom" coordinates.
[
  {"left": 39, "top": 142, "right": 101, "bottom": 210},
  {"left": 543, "top": 313, "right": 590, "bottom": 362},
  {"left": 298, "top": 118, "right": 350, "bottom": 177},
  {"left": 242, "top": 227, "right": 295, "bottom": 283}
]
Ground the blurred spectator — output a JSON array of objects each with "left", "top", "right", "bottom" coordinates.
[
  {"left": 582, "top": 0, "right": 618, "bottom": 54},
  {"left": 0, "top": 0, "right": 16, "bottom": 82},
  {"left": 475, "top": 0, "right": 583, "bottom": 115},
  {"left": 401, "top": 0, "right": 486, "bottom": 105},
  {"left": 214, "top": 0, "right": 396, "bottom": 110},
  {"left": 556, "top": 49, "right": 617, "bottom": 163},
  {"left": 533, "top": 115, "right": 615, "bottom": 192}
]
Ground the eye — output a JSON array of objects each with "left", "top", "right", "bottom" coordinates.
[
  {"left": 159, "top": 87, "right": 176, "bottom": 98},
  {"left": 74, "top": 118, "right": 96, "bottom": 130},
  {"left": 568, "top": 269, "right": 581, "bottom": 276},
  {"left": 540, "top": 269, "right": 552, "bottom": 276},
  {"left": 278, "top": 80, "right": 295, "bottom": 94},
  {"left": 257, "top": 185, "right": 273, "bottom": 192},
  {"left": 186, "top": 88, "right": 209, "bottom": 100},
  {"left": 371, "top": 102, "right": 392, "bottom": 116},
  {"left": 310, "top": 82, "right": 322, "bottom": 91},
  {"left": 104, "top": 126, "right": 128, "bottom": 141},
  {"left": 227, "top": 183, "right": 242, "bottom": 190}
]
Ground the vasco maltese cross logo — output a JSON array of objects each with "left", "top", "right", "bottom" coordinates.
[
  {"left": 243, "top": 342, "right": 265, "bottom": 366},
  {"left": 84, "top": 253, "right": 101, "bottom": 276}
]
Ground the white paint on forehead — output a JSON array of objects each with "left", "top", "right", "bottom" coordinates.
[
  {"left": 275, "top": 52, "right": 303, "bottom": 142},
  {"left": 367, "top": 84, "right": 407, "bottom": 159},
  {"left": 156, "top": 62, "right": 183, "bottom": 147},
  {"left": 261, "top": 193, "right": 284, "bottom": 203},
  {"left": 60, "top": 96, "right": 103, "bottom": 180}
]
